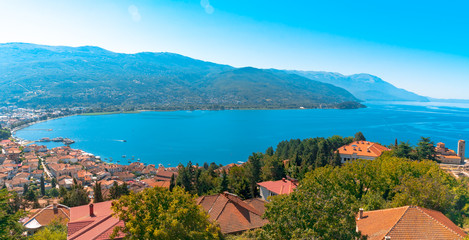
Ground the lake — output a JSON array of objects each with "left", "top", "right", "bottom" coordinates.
[{"left": 14, "top": 101, "right": 469, "bottom": 166}]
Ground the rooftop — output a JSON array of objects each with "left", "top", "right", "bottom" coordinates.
[{"left": 356, "top": 206, "right": 467, "bottom": 240}]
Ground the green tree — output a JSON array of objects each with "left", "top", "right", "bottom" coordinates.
[
  {"left": 416, "top": 137, "right": 436, "bottom": 161},
  {"left": 169, "top": 174, "right": 176, "bottom": 192},
  {"left": 354, "top": 131, "right": 366, "bottom": 141},
  {"left": 93, "top": 182, "right": 104, "bottom": 203},
  {"left": 0, "top": 189, "right": 25, "bottom": 240},
  {"left": 111, "top": 187, "right": 222, "bottom": 240},
  {"left": 40, "top": 176, "right": 46, "bottom": 196},
  {"left": 60, "top": 183, "right": 89, "bottom": 207},
  {"left": 246, "top": 153, "right": 262, "bottom": 198},
  {"left": 0, "top": 128, "right": 11, "bottom": 140},
  {"left": 227, "top": 166, "right": 251, "bottom": 199},
  {"left": 30, "top": 218, "right": 67, "bottom": 240},
  {"left": 51, "top": 178, "right": 57, "bottom": 188},
  {"left": 218, "top": 169, "right": 228, "bottom": 193},
  {"left": 260, "top": 166, "right": 361, "bottom": 240},
  {"left": 394, "top": 141, "right": 413, "bottom": 159}
]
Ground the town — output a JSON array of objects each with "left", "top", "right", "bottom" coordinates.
[{"left": 1, "top": 120, "right": 469, "bottom": 239}]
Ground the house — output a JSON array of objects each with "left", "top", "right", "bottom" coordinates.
[
  {"left": 23, "top": 203, "right": 70, "bottom": 235},
  {"left": 112, "top": 172, "right": 135, "bottom": 182},
  {"left": 257, "top": 178, "right": 298, "bottom": 202},
  {"left": 197, "top": 192, "right": 268, "bottom": 234},
  {"left": 67, "top": 201, "right": 125, "bottom": 240},
  {"left": 356, "top": 206, "right": 467, "bottom": 240},
  {"left": 337, "top": 141, "right": 390, "bottom": 163},
  {"left": 435, "top": 141, "right": 465, "bottom": 164}
]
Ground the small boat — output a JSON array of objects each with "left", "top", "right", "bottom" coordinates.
[
  {"left": 137, "top": 158, "right": 141, "bottom": 162},
  {"left": 122, "top": 155, "right": 126, "bottom": 158}
]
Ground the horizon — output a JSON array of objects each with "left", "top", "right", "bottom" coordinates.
[{"left": 1, "top": 0, "right": 468, "bottom": 99}]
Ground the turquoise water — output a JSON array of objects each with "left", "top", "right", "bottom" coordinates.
[{"left": 15, "top": 102, "right": 469, "bottom": 166}]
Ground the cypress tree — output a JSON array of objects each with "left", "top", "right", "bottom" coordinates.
[
  {"left": 40, "top": 176, "right": 46, "bottom": 196},
  {"left": 93, "top": 182, "right": 104, "bottom": 203}
]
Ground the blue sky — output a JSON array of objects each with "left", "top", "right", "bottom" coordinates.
[{"left": 1, "top": 0, "right": 468, "bottom": 99}]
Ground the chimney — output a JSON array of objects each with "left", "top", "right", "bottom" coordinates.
[
  {"left": 385, "top": 236, "right": 391, "bottom": 240},
  {"left": 53, "top": 203, "right": 58, "bottom": 214},
  {"left": 89, "top": 203, "right": 95, "bottom": 217},
  {"left": 358, "top": 208, "right": 364, "bottom": 219},
  {"left": 282, "top": 178, "right": 286, "bottom": 182}
]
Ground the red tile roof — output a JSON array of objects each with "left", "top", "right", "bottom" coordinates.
[
  {"left": 197, "top": 192, "right": 268, "bottom": 234},
  {"left": 24, "top": 204, "right": 70, "bottom": 229},
  {"left": 257, "top": 178, "right": 297, "bottom": 195},
  {"left": 67, "top": 201, "right": 125, "bottom": 240},
  {"left": 338, "top": 141, "right": 390, "bottom": 158},
  {"left": 356, "top": 206, "right": 467, "bottom": 240}
]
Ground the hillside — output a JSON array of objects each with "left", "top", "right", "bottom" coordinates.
[
  {"left": 0, "top": 43, "right": 363, "bottom": 110},
  {"left": 290, "top": 71, "right": 429, "bottom": 102}
]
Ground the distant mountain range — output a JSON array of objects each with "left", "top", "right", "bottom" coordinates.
[
  {"left": 290, "top": 71, "right": 428, "bottom": 102},
  {"left": 0, "top": 43, "right": 427, "bottom": 110}
]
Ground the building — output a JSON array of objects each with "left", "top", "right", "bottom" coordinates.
[
  {"left": 67, "top": 201, "right": 125, "bottom": 240},
  {"left": 197, "top": 192, "right": 268, "bottom": 234},
  {"left": 337, "top": 141, "right": 390, "bottom": 163},
  {"left": 435, "top": 141, "right": 465, "bottom": 164},
  {"left": 23, "top": 203, "right": 70, "bottom": 235},
  {"left": 356, "top": 206, "right": 467, "bottom": 240},
  {"left": 257, "top": 178, "right": 298, "bottom": 202}
]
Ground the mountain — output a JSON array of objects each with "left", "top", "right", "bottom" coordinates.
[
  {"left": 290, "top": 71, "right": 428, "bottom": 102},
  {"left": 0, "top": 43, "right": 363, "bottom": 110}
]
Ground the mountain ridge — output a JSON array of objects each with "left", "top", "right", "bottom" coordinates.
[{"left": 0, "top": 43, "right": 425, "bottom": 110}]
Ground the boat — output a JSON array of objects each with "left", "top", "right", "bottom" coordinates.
[{"left": 122, "top": 155, "right": 126, "bottom": 158}]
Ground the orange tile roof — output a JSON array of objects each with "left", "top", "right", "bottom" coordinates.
[
  {"left": 338, "top": 141, "right": 390, "bottom": 158},
  {"left": 197, "top": 192, "right": 268, "bottom": 234},
  {"left": 68, "top": 201, "right": 125, "bottom": 240},
  {"left": 356, "top": 206, "right": 467, "bottom": 240},
  {"left": 257, "top": 178, "right": 298, "bottom": 195},
  {"left": 24, "top": 204, "right": 70, "bottom": 228}
]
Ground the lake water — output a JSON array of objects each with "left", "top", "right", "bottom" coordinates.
[{"left": 14, "top": 101, "right": 469, "bottom": 166}]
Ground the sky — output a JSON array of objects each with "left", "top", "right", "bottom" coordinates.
[{"left": 0, "top": 0, "right": 468, "bottom": 99}]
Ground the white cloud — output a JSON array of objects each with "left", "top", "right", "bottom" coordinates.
[
  {"left": 200, "top": 0, "right": 214, "bottom": 14},
  {"left": 128, "top": 5, "right": 141, "bottom": 22}
]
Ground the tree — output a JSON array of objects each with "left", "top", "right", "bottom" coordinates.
[
  {"left": 23, "top": 183, "right": 29, "bottom": 195},
  {"left": 0, "top": 128, "right": 11, "bottom": 140},
  {"left": 169, "top": 174, "right": 176, "bottom": 192},
  {"left": 0, "top": 189, "right": 25, "bottom": 240},
  {"left": 246, "top": 153, "right": 262, "bottom": 198},
  {"left": 51, "top": 178, "right": 57, "bottom": 188},
  {"left": 30, "top": 218, "right": 67, "bottom": 240},
  {"left": 111, "top": 187, "right": 222, "bottom": 240},
  {"left": 416, "top": 137, "right": 436, "bottom": 161},
  {"left": 40, "top": 176, "right": 46, "bottom": 196},
  {"left": 393, "top": 141, "right": 413, "bottom": 159},
  {"left": 354, "top": 131, "right": 366, "bottom": 141},
  {"left": 218, "top": 169, "right": 228, "bottom": 193},
  {"left": 260, "top": 166, "right": 361, "bottom": 240},
  {"left": 93, "top": 182, "right": 104, "bottom": 203},
  {"left": 60, "top": 183, "right": 89, "bottom": 207},
  {"left": 227, "top": 166, "right": 251, "bottom": 199},
  {"left": 265, "top": 146, "right": 274, "bottom": 156}
]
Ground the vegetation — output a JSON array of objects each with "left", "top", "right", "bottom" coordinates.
[
  {"left": 111, "top": 186, "right": 222, "bottom": 240},
  {"left": 59, "top": 180, "right": 89, "bottom": 207},
  {"left": 0, "top": 189, "right": 25, "bottom": 240},
  {"left": 391, "top": 137, "right": 437, "bottom": 161},
  {"left": 93, "top": 181, "right": 104, "bottom": 203},
  {"left": 0, "top": 128, "right": 11, "bottom": 140},
  {"left": 30, "top": 218, "right": 67, "bottom": 240},
  {"left": 256, "top": 155, "right": 469, "bottom": 239},
  {"left": 0, "top": 43, "right": 363, "bottom": 110},
  {"left": 109, "top": 181, "right": 129, "bottom": 200}
]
